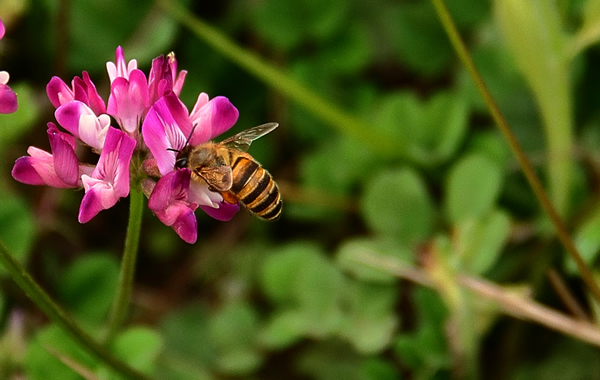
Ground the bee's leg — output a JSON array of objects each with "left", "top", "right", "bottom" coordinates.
[{"left": 220, "top": 191, "right": 238, "bottom": 204}]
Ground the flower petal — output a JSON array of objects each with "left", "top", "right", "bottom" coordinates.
[
  {"left": 91, "top": 127, "right": 136, "bottom": 198},
  {"left": 200, "top": 201, "right": 240, "bottom": 221},
  {"left": 172, "top": 209, "right": 198, "bottom": 243},
  {"left": 189, "top": 95, "right": 239, "bottom": 145},
  {"left": 79, "top": 177, "right": 117, "bottom": 223},
  {"left": 46, "top": 76, "right": 73, "bottom": 108},
  {"left": 148, "top": 169, "right": 199, "bottom": 243},
  {"left": 47, "top": 123, "right": 79, "bottom": 185},
  {"left": 142, "top": 95, "right": 188, "bottom": 175},
  {"left": 107, "top": 69, "right": 149, "bottom": 133},
  {"left": 106, "top": 46, "right": 137, "bottom": 82},
  {"left": 0, "top": 81, "right": 17, "bottom": 114},
  {"left": 55, "top": 101, "right": 110, "bottom": 150},
  {"left": 78, "top": 128, "right": 136, "bottom": 223},
  {"left": 12, "top": 156, "right": 46, "bottom": 186},
  {"left": 0, "top": 19, "right": 5, "bottom": 40}
]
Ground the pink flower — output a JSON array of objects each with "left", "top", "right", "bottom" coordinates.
[
  {"left": 55, "top": 101, "right": 111, "bottom": 150},
  {"left": 106, "top": 46, "right": 138, "bottom": 83},
  {"left": 12, "top": 45, "right": 250, "bottom": 240},
  {"left": 148, "top": 52, "right": 187, "bottom": 104},
  {"left": 147, "top": 169, "right": 199, "bottom": 244},
  {"left": 142, "top": 92, "right": 240, "bottom": 242},
  {"left": 0, "top": 18, "right": 17, "bottom": 114},
  {"left": 12, "top": 123, "right": 94, "bottom": 188},
  {"left": 79, "top": 127, "right": 136, "bottom": 223},
  {"left": 46, "top": 72, "right": 106, "bottom": 115},
  {"left": 107, "top": 69, "right": 150, "bottom": 134}
]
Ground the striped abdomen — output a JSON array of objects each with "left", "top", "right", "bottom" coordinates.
[{"left": 229, "top": 154, "right": 282, "bottom": 220}]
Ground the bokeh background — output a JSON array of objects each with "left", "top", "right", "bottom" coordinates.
[{"left": 1, "top": 0, "right": 600, "bottom": 378}]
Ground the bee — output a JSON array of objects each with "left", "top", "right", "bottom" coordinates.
[{"left": 174, "top": 122, "right": 282, "bottom": 220}]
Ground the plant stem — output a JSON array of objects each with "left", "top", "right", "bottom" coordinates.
[
  {"left": 0, "top": 240, "right": 150, "bottom": 379},
  {"left": 430, "top": 0, "right": 600, "bottom": 306},
  {"left": 157, "top": 0, "right": 398, "bottom": 157},
  {"left": 105, "top": 187, "right": 144, "bottom": 343}
]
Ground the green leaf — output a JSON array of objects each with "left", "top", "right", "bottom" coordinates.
[
  {"left": 569, "top": 0, "right": 600, "bottom": 57},
  {"left": 393, "top": 289, "right": 450, "bottom": 374},
  {"left": 259, "top": 310, "right": 308, "bottom": 349},
  {"left": 495, "top": 0, "right": 573, "bottom": 216},
  {"left": 209, "top": 303, "right": 261, "bottom": 375},
  {"left": 109, "top": 326, "right": 162, "bottom": 374},
  {"left": 566, "top": 204, "right": 600, "bottom": 274},
  {"left": 160, "top": 304, "right": 215, "bottom": 365},
  {"left": 444, "top": 154, "right": 503, "bottom": 224},
  {"left": 372, "top": 91, "right": 468, "bottom": 165},
  {"left": 251, "top": 0, "right": 348, "bottom": 50},
  {"left": 0, "top": 195, "right": 35, "bottom": 276},
  {"left": 336, "top": 238, "right": 412, "bottom": 284},
  {"left": 390, "top": 2, "right": 453, "bottom": 76},
  {"left": 360, "top": 358, "right": 400, "bottom": 380},
  {"left": 361, "top": 168, "right": 435, "bottom": 245},
  {"left": 339, "top": 281, "right": 399, "bottom": 354},
  {"left": 454, "top": 210, "right": 512, "bottom": 275},
  {"left": 57, "top": 253, "right": 119, "bottom": 325},
  {"left": 260, "top": 242, "right": 325, "bottom": 303},
  {"left": 24, "top": 325, "right": 96, "bottom": 380}
]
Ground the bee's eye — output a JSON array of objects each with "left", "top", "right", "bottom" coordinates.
[{"left": 175, "top": 157, "right": 187, "bottom": 169}]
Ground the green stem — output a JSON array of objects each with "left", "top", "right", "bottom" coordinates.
[
  {"left": 0, "top": 240, "right": 150, "bottom": 380},
  {"left": 105, "top": 187, "right": 144, "bottom": 343},
  {"left": 430, "top": 0, "right": 600, "bottom": 306},
  {"left": 157, "top": 0, "right": 398, "bottom": 157}
]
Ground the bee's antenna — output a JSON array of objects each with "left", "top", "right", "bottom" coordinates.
[
  {"left": 184, "top": 126, "right": 196, "bottom": 147},
  {"left": 167, "top": 126, "right": 197, "bottom": 154}
]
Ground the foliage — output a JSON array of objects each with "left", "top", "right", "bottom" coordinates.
[{"left": 2, "top": 0, "right": 600, "bottom": 379}]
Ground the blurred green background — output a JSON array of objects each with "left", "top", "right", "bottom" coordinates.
[{"left": 2, "top": 0, "right": 600, "bottom": 378}]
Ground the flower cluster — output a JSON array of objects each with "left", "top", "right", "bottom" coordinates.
[
  {"left": 0, "top": 18, "right": 18, "bottom": 114},
  {"left": 12, "top": 47, "right": 242, "bottom": 243}
]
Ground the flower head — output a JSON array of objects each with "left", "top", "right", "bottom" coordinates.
[
  {"left": 0, "top": 18, "right": 17, "bottom": 114},
  {"left": 12, "top": 46, "right": 250, "bottom": 243}
]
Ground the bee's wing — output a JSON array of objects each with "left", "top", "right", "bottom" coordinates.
[
  {"left": 198, "top": 166, "right": 233, "bottom": 192},
  {"left": 220, "top": 122, "right": 278, "bottom": 152}
]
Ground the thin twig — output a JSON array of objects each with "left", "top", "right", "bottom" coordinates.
[
  {"left": 547, "top": 268, "right": 589, "bottom": 321},
  {"left": 353, "top": 252, "right": 600, "bottom": 347}
]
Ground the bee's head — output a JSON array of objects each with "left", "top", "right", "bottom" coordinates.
[{"left": 174, "top": 146, "right": 191, "bottom": 169}]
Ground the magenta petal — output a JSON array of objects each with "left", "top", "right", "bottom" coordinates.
[
  {"left": 0, "top": 83, "right": 18, "bottom": 114},
  {"left": 46, "top": 77, "right": 73, "bottom": 108},
  {"left": 142, "top": 96, "right": 187, "bottom": 175},
  {"left": 93, "top": 127, "right": 136, "bottom": 198},
  {"left": 172, "top": 209, "right": 198, "bottom": 243},
  {"left": 200, "top": 201, "right": 240, "bottom": 221},
  {"left": 0, "top": 19, "right": 5, "bottom": 40},
  {"left": 163, "top": 92, "right": 193, "bottom": 138},
  {"left": 148, "top": 169, "right": 199, "bottom": 243},
  {"left": 82, "top": 72, "right": 106, "bottom": 115},
  {"left": 189, "top": 96, "right": 239, "bottom": 145},
  {"left": 55, "top": 101, "right": 85, "bottom": 138},
  {"left": 78, "top": 183, "right": 107, "bottom": 223},
  {"left": 107, "top": 70, "right": 149, "bottom": 133},
  {"left": 148, "top": 169, "right": 191, "bottom": 212},
  {"left": 47, "top": 124, "right": 79, "bottom": 186},
  {"left": 12, "top": 157, "right": 46, "bottom": 185}
]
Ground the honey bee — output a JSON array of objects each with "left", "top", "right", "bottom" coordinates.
[{"left": 174, "top": 122, "right": 282, "bottom": 220}]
